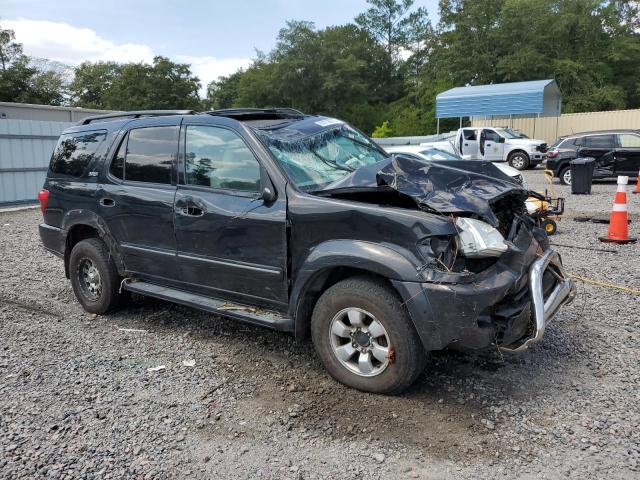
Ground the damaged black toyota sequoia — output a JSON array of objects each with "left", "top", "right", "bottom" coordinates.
[{"left": 38, "top": 108, "right": 576, "bottom": 394}]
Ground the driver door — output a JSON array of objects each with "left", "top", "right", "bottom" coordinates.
[
  {"left": 480, "top": 129, "right": 505, "bottom": 161},
  {"left": 173, "top": 123, "right": 288, "bottom": 306}
]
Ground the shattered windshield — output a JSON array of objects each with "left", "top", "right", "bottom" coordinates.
[{"left": 257, "top": 125, "right": 387, "bottom": 191}]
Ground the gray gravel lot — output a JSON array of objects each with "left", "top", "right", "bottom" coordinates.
[{"left": 1, "top": 170, "right": 639, "bottom": 479}]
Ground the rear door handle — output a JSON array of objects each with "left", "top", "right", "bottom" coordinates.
[
  {"left": 180, "top": 206, "right": 204, "bottom": 217},
  {"left": 100, "top": 198, "right": 115, "bottom": 207}
]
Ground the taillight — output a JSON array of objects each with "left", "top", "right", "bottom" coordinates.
[{"left": 38, "top": 189, "right": 49, "bottom": 214}]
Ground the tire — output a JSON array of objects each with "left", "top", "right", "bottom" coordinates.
[
  {"left": 311, "top": 276, "right": 426, "bottom": 394},
  {"left": 541, "top": 219, "right": 557, "bottom": 235},
  {"left": 508, "top": 151, "right": 530, "bottom": 170},
  {"left": 69, "top": 238, "right": 129, "bottom": 314},
  {"left": 559, "top": 166, "right": 572, "bottom": 186}
]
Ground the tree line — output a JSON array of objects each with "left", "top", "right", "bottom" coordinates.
[{"left": 1, "top": 0, "right": 639, "bottom": 136}]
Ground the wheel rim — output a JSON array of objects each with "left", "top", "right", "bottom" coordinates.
[
  {"left": 329, "top": 307, "right": 391, "bottom": 377},
  {"left": 511, "top": 154, "right": 526, "bottom": 169},
  {"left": 78, "top": 257, "right": 102, "bottom": 301},
  {"left": 562, "top": 169, "right": 571, "bottom": 184},
  {"left": 545, "top": 222, "right": 554, "bottom": 233}
]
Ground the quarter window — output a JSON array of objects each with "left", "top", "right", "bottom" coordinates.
[
  {"left": 618, "top": 134, "right": 640, "bottom": 148},
  {"left": 122, "top": 126, "right": 178, "bottom": 184},
  {"left": 185, "top": 126, "right": 261, "bottom": 192},
  {"left": 50, "top": 131, "right": 106, "bottom": 177}
]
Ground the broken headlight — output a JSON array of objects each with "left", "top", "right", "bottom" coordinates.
[{"left": 455, "top": 217, "right": 508, "bottom": 258}]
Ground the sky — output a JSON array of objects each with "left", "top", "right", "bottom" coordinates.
[{"left": 1, "top": 0, "right": 439, "bottom": 93}]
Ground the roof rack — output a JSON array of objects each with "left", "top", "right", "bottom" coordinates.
[
  {"left": 79, "top": 110, "right": 197, "bottom": 125},
  {"left": 204, "top": 108, "right": 305, "bottom": 119}
]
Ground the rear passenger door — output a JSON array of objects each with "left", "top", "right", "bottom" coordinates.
[
  {"left": 98, "top": 119, "right": 180, "bottom": 282},
  {"left": 578, "top": 134, "right": 616, "bottom": 177},
  {"left": 615, "top": 133, "right": 640, "bottom": 175},
  {"left": 173, "top": 122, "right": 288, "bottom": 306}
]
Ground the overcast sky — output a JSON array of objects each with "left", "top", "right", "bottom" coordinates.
[{"left": 2, "top": 0, "right": 439, "bottom": 91}]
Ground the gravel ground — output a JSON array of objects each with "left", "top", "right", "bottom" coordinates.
[{"left": 1, "top": 170, "right": 639, "bottom": 479}]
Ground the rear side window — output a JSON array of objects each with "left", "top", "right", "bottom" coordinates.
[
  {"left": 462, "top": 129, "right": 477, "bottom": 141},
  {"left": 50, "top": 130, "right": 106, "bottom": 177},
  {"left": 583, "top": 135, "right": 615, "bottom": 148},
  {"left": 618, "top": 134, "right": 640, "bottom": 148},
  {"left": 113, "top": 126, "right": 178, "bottom": 184}
]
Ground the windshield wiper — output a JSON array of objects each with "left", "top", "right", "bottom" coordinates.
[{"left": 310, "top": 149, "right": 355, "bottom": 173}]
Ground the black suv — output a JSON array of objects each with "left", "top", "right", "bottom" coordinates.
[
  {"left": 546, "top": 129, "right": 640, "bottom": 185},
  {"left": 38, "top": 109, "right": 575, "bottom": 393}
]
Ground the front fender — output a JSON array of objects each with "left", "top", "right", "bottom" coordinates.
[{"left": 290, "top": 239, "right": 422, "bottom": 337}]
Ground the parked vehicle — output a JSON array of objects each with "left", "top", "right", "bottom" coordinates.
[
  {"left": 546, "top": 130, "right": 640, "bottom": 185},
  {"left": 384, "top": 145, "right": 525, "bottom": 186},
  {"left": 38, "top": 109, "right": 576, "bottom": 394},
  {"left": 419, "top": 127, "right": 548, "bottom": 170}
]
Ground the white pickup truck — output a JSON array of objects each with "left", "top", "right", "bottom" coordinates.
[{"left": 421, "top": 127, "right": 548, "bottom": 170}]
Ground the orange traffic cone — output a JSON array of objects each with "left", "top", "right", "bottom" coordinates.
[
  {"left": 633, "top": 169, "right": 640, "bottom": 194},
  {"left": 599, "top": 176, "right": 636, "bottom": 244}
]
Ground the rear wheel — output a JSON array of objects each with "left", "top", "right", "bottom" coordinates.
[
  {"left": 559, "top": 167, "right": 572, "bottom": 186},
  {"left": 69, "top": 238, "right": 129, "bottom": 314},
  {"left": 311, "top": 277, "right": 426, "bottom": 394},
  {"left": 508, "top": 151, "right": 530, "bottom": 170}
]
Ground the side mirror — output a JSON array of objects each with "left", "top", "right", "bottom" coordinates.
[
  {"left": 498, "top": 137, "right": 506, "bottom": 143},
  {"left": 261, "top": 186, "right": 276, "bottom": 203}
]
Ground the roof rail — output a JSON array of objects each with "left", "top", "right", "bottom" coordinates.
[
  {"left": 79, "top": 110, "right": 197, "bottom": 125},
  {"left": 204, "top": 108, "right": 305, "bottom": 119}
]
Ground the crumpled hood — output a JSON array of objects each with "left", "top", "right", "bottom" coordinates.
[{"left": 320, "top": 156, "right": 528, "bottom": 226}]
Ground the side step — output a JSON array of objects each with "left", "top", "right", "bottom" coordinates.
[{"left": 122, "top": 280, "right": 294, "bottom": 332}]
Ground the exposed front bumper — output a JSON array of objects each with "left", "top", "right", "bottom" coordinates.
[
  {"left": 499, "top": 249, "right": 576, "bottom": 352},
  {"left": 392, "top": 226, "right": 575, "bottom": 353}
]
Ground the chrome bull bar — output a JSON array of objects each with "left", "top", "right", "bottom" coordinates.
[{"left": 501, "top": 249, "right": 577, "bottom": 352}]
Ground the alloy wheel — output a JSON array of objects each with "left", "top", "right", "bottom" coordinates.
[{"left": 329, "top": 307, "right": 391, "bottom": 377}]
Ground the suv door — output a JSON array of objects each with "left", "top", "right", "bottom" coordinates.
[
  {"left": 98, "top": 119, "right": 180, "bottom": 281},
  {"left": 173, "top": 122, "right": 288, "bottom": 306},
  {"left": 577, "top": 134, "right": 616, "bottom": 177},
  {"left": 616, "top": 133, "right": 640, "bottom": 175},
  {"left": 480, "top": 129, "right": 504, "bottom": 161}
]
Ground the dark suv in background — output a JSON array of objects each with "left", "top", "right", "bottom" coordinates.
[
  {"left": 546, "top": 129, "right": 640, "bottom": 185},
  {"left": 38, "top": 109, "right": 575, "bottom": 394}
]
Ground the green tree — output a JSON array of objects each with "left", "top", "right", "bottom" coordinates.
[
  {"left": 372, "top": 120, "right": 394, "bottom": 137},
  {"left": 69, "top": 61, "right": 121, "bottom": 109},
  {"left": 0, "top": 24, "right": 66, "bottom": 105}
]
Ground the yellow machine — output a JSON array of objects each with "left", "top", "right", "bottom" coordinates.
[{"left": 526, "top": 170, "right": 565, "bottom": 235}]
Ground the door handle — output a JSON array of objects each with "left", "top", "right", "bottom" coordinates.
[
  {"left": 100, "top": 198, "right": 115, "bottom": 207},
  {"left": 180, "top": 206, "right": 204, "bottom": 217}
]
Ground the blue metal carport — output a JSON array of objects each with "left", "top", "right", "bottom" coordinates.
[{"left": 435, "top": 79, "right": 562, "bottom": 132}]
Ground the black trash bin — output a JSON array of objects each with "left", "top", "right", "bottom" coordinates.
[{"left": 570, "top": 157, "right": 595, "bottom": 194}]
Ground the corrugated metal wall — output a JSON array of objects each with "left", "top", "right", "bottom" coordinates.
[
  {"left": 472, "top": 108, "right": 640, "bottom": 144},
  {"left": 0, "top": 120, "right": 71, "bottom": 205}
]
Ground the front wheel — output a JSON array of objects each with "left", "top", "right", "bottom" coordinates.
[
  {"left": 69, "top": 238, "right": 129, "bottom": 314},
  {"left": 559, "top": 166, "right": 572, "bottom": 186},
  {"left": 541, "top": 219, "right": 557, "bottom": 235},
  {"left": 311, "top": 277, "right": 426, "bottom": 394},
  {"left": 508, "top": 151, "right": 530, "bottom": 170}
]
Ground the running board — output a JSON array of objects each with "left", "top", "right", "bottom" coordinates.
[{"left": 122, "top": 280, "right": 294, "bottom": 332}]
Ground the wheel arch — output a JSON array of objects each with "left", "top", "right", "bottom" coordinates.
[
  {"left": 290, "top": 240, "right": 421, "bottom": 342},
  {"left": 61, "top": 210, "right": 125, "bottom": 278}
]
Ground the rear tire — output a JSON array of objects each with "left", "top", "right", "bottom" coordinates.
[
  {"left": 311, "top": 276, "right": 426, "bottom": 394},
  {"left": 69, "top": 238, "right": 129, "bottom": 314},
  {"left": 508, "top": 151, "right": 530, "bottom": 170},
  {"left": 559, "top": 166, "right": 572, "bottom": 186}
]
